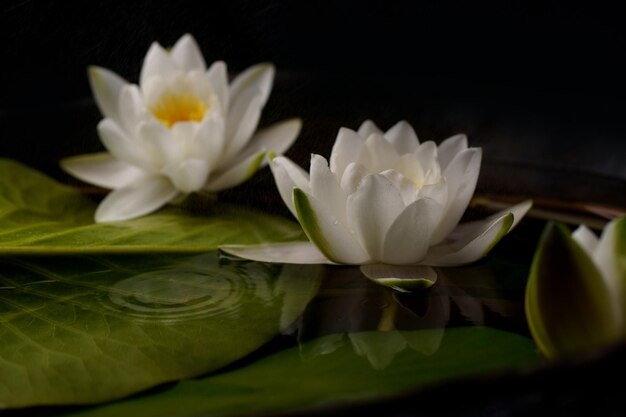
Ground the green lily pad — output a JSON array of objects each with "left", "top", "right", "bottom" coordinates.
[
  {"left": 65, "top": 327, "right": 538, "bottom": 417},
  {"left": 0, "top": 253, "right": 322, "bottom": 408},
  {"left": 0, "top": 159, "right": 303, "bottom": 254},
  {"left": 525, "top": 222, "right": 621, "bottom": 358}
]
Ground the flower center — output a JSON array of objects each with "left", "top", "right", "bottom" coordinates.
[{"left": 151, "top": 93, "right": 207, "bottom": 128}]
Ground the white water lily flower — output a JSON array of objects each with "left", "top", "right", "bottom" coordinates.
[
  {"left": 61, "top": 34, "right": 301, "bottom": 222},
  {"left": 223, "top": 120, "right": 532, "bottom": 287}
]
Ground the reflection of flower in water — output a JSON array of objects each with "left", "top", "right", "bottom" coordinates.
[
  {"left": 348, "top": 329, "right": 446, "bottom": 370},
  {"left": 300, "top": 288, "right": 449, "bottom": 370},
  {"left": 105, "top": 253, "right": 321, "bottom": 326},
  {"left": 299, "top": 267, "right": 511, "bottom": 370}
]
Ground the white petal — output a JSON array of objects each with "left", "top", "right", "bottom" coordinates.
[
  {"left": 192, "top": 113, "right": 226, "bottom": 168},
  {"left": 360, "top": 264, "right": 437, "bottom": 291},
  {"left": 187, "top": 70, "right": 214, "bottom": 104},
  {"left": 95, "top": 176, "right": 178, "bottom": 223},
  {"left": 141, "top": 75, "right": 168, "bottom": 108},
  {"left": 414, "top": 141, "right": 440, "bottom": 182},
  {"left": 393, "top": 154, "right": 425, "bottom": 185},
  {"left": 357, "top": 119, "right": 383, "bottom": 137},
  {"left": 166, "top": 71, "right": 199, "bottom": 95},
  {"left": 233, "top": 118, "right": 301, "bottom": 166},
  {"left": 137, "top": 120, "right": 180, "bottom": 168},
  {"left": 224, "top": 88, "right": 263, "bottom": 161},
  {"left": 417, "top": 180, "right": 448, "bottom": 208},
  {"left": 572, "top": 225, "right": 599, "bottom": 256},
  {"left": 382, "top": 198, "right": 442, "bottom": 264},
  {"left": 206, "top": 61, "right": 229, "bottom": 112},
  {"left": 365, "top": 134, "right": 399, "bottom": 171},
  {"left": 430, "top": 148, "right": 482, "bottom": 244},
  {"left": 60, "top": 153, "right": 146, "bottom": 190},
  {"left": 220, "top": 242, "right": 333, "bottom": 264},
  {"left": 329, "top": 128, "right": 365, "bottom": 176},
  {"left": 140, "top": 42, "right": 179, "bottom": 87},
  {"left": 163, "top": 158, "right": 210, "bottom": 193},
  {"left": 170, "top": 34, "right": 206, "bottom": 71},
  {"left": 118, "top": 85, "right": 148, "bottom": 133},
  {"left": 170, "top": 121, "right": 198, "bottom": 156},
  {"left": 355, "top": 142, "right": 374, "bottom": 171},
  {"left": 310, "top": 154, "right": 348, "bottom": 225},
  {"left": 88, "top": 66, "right": 128, "bottom": 124},
  {"left": 438, "top": 134, "right": 468, "bottom": 170},
  {"left": 272, "top": 156, "right": 311, "bottom": 190},
  {"left": 293, "top": 189, "right": 370, "bottom": 264},
  {"left": 593, "top": 218, "right": 625, "bottom": 305},
  {"left": 205, "top": 151, "right": 265, "bottom": 192},
  {"left": 384, "top": 120, "right": 419, "bottom": 154},
  {"left": 423, "top": 212, "right": 514, "bottom": 266},
  {"left": 269, "top": 156, "right": 311, "bottom": 217},
  {"left": 98, "top": 119, "right": 152, "bottom": 170},
  {"left": 340, "top": 162, "right": 370, "bottom": 195},
  {"left": 381, "top": 169, "right": 418, "bottom": 206},
  {"left": 346, "top": 174, "right": 406, "bottom": 261},
  {"left": 229, "top": 63, "right": 274, "bottom": 112},
  {"left": 446, "top": 200, "right": 532, "bottom": 244},
  {"left": 443, "top": 147, "right": 481, "bottom": 195}
]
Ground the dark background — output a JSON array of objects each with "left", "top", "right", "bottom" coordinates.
[
  {"left": 1, "top": 2, "right": 626, "bottom": 416},
  {"left": 3, "top": 1, "right": 625, "bottom": 101},
  {"left": 1, "top": 0, "right": 625, "bottom": 209}
]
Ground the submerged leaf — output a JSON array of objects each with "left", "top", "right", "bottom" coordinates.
[
  {"left": 0, "top": 253, "right": 322, "bottom": 407},
  {"left": 0, "top": 159, "right": 302, "bottom": 254},
  {"left": 525, "top": 222, "right": 621, "bottom": 358},
  {"left": 65, "top": 327, "right": 537, "bottom": 417}
]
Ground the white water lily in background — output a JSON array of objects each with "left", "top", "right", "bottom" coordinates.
[
  {"left": 62, "top": 34, "right": 301, "bottom": 222},
  {"left": 223, "top": 120, "right": 532, "bottom": 287}
]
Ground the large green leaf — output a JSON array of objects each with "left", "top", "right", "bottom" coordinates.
[
  {"left": 0, "top": 253, "right": 322, "bottom": 407},
  {"left": 0, "top": 159, "right": 303, "bottom": 254},
  {"left": 66, "top": 327, "right": 538, "bottom": 417},
  {"left": 525, "top": 222, "right": 621, "bottom": 358}
]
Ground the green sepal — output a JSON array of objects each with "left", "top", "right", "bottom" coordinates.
[{"left": 292, "top": 188, "right": 339, "bottom": 263}]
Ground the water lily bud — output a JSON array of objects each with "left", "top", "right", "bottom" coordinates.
[{"left": 526, "top": 218, "right": 626, "bottom": 358}]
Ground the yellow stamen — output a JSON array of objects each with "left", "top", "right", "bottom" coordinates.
[{"left": 151, "top": 93, "right": 207, "bottom": 128}]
